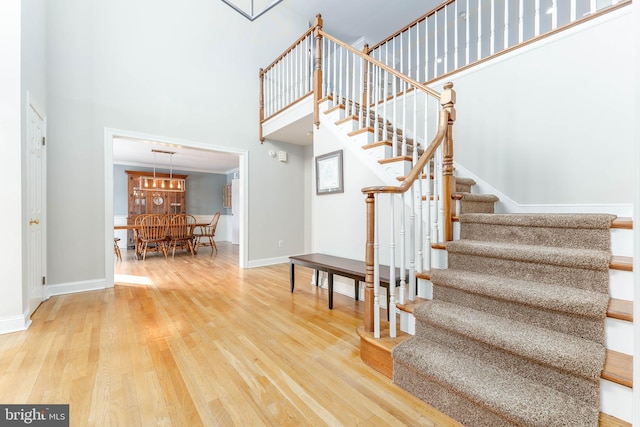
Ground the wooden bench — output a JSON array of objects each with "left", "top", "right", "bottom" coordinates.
[{"left": 289, "top": 253, "right": 405, "bottom": 310}]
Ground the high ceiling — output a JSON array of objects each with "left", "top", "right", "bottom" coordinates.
[{"left": 113, "top": 0, "right": 441, "bottom": 174}]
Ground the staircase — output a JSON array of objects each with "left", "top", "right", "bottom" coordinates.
[
  {"left": 260, "top": 4, "right": 635, "bottom": 424},
  {"left": 394, "top": 212, "right": 621, "bottom": 426},
  {"left": 318, "top": 89, "right": 635, "bottom": 424}
]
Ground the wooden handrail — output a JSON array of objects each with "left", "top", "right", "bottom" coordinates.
[
  {"left": 319, "top": 30, "right": 441, "bottom": 100},
  {"left": 361, "top": 82, "right": 456, "bottom": 333}
]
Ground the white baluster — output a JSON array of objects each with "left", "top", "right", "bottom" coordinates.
[
  {"left": 434, "top": 10, "right": 439, "bottom": 79},
  {"left": 550, "top": 0, "right": 558, "bottom": 30},
  {"left": 339, "top": 46, "right": 343, "bottom": 108},
  {"left": 401, "top": 81, "right": 406, "bottom": 158},
  {"left": 477, "top": 0, "right": 483, "bottom": 59},
  {"left": 570, "top": 0, "right": 577, "bottom": 22},
  {"left": 490, "top": 0, "right": 495, "bottom": 55},
  {"left": 408, "top": 25, "right": 413, "bottom": 80},
  {"left": 373, "top": 55, "right": 379, "bottom": 140},
  {"left": 465, "top": 0, "right": 470, "bottom": 65},
  {"left": 424, "top": 95, "right": 432, "bottom": 271},
  {"left": 432, "top": 143, "right": 440, "bottom": 245},
  {"left": 589, "top": 0, "right": 596, "bottom": 15},
  {"left": 414, "top": 89, "right": 423, "bottom": 276},
  {"left": 389, "top": 195, "right": 396, "bottom": 338},
  {"left": 519, "top": 0, "right": 524, "bottom": 44},
  {"left": 359, "top": 56, "right": 364, "bottom": 127},
  {"left": 415, "top": 22, "right": 420, "bottom": 82},
  {"left": 319, "top": 39, "right": 324, "bottom": 99},
  {"left": 424, "top": 18, "right": 429, "bottom": 82},
  {"left": 454, "top": 1, "right": 459, "bottom": 70},
  {"left": 409, "top": 175, "right": 416, "bottom": 301},
  {"left": 534, "top": 0, "right": 541, "bottom": 37},
  {"left": 374, "top": 194, "right": 380, "bottom": 338},
  {"left": 443, "top": 4, "right": 449, "bottom": 74},
  {"left": 333, "top": 44, "right": 339, "bottom": 107},
  {"left": 399, "top": 190, "right": 407, "bottom": 305},
  {"left": 392, "top": 77, "right": 397, "bottom": 155},
  {"left": 383, "top": 45, "right": 389, "bottom": 142},
  {"left": 345, "top": 53, "right": 351, "bottom": 117},
  {"left": 352, "top": 53, "right": 357, "bottom": 118},
  {"left": 504, "top": 0, "right": 509, "bottom": 49}
]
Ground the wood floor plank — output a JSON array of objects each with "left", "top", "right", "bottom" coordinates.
[{"left": 0, "top": 242, "right": 462, "bottom": 426}]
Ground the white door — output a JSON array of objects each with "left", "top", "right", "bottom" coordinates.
[
  {"left": 27, "top": 100, "right": 46, "bottom": 316},
  {"left": 231, "top": 178, "right": 240, "bottom": 245}
]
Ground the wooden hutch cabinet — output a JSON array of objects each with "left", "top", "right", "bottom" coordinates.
[{"left": 125, "top": 170, "right": 188, "bottom": 248}]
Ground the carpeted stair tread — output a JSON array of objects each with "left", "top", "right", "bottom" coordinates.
[
  {"left": 460, "top": 213, "right": 616, "bottom": 229},
  {"left": 445, "top": 240, "right": 611, "bottom": 271},
  {"left": 413, "top": 300, "right": 606, "bottom": 379},
  {"left": 393, "top": 336, "right": 599, "bottom": 427},
  {"left": 455, "top": 176, "right": 475, "bottom": 186},
  {"left": 430, "top": 269, "right": 609, "bottom": 319},
  {"left": 459, "top": 213, "right": 615, "bottom": 250},
  {"left": 456, "top": 192, "right": 499, "bottom": 202}
]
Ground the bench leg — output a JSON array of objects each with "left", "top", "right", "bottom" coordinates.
[
  {"left": 354, "top": 280, "right": 359, "bottom": 301},
  {"left": 315, "top": 270, "right": 319, "bottom": 287},
  {"left": 328, "top": 273, "right": 334, "bottom": 309},
  {"left": 290, "top": 263, "right": 295, "bottom": 292}
]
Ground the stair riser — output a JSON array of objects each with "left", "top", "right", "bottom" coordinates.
[
  {"left": 447, "top": 252, "right": 609, "bottom": 293},
  {"left": 433, "top": 285, "right": 605, "bottom": 344},
  {"left": 460, "top": 223, "right": 611, "bottom": 251},
  {"left": 611, "top": 227, "right": 633, "bottom": 257},
  {"left": 413, "top": 318, "right": 601, "bottom": 406},
  {"left": 610, "top": 269, "right": 633, "bottom": 300},
  {"left": 606, "top": 317, "right": 634, "bottom": 355}
]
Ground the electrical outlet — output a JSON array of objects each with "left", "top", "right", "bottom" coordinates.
[{"left": 278, "top": 240, "right": 284, "bottom": 248}]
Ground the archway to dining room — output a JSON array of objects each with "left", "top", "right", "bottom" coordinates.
[{"left": 104, "top": 128, "right": 248, "bottom": 288}]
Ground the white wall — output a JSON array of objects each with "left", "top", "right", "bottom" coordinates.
[
  {"left": 430, "top": 9, "right": 634, "bottom": 208},
  {"left": 44, "top": 0, "right": 310, "bottom": 287},
  {"left": 0, "top": 0, "right": 24, "bottom": 330}
]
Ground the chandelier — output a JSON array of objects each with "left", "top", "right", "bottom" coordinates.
[
  {"left": 139, "top": 149, "right": 186, "bottom": 193},
  {"left": 220, "top": 0, "right": 283, "bottom": 21}
]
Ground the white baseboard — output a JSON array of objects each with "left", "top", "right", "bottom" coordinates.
[
  {"left": 247, "top": 255, "right": 290, "bottom": 268},
  {"left": 46, "top": 279, "right": 106, "bottom": 298},
  {"left": 0, "top": 309, "right": 32, "bottom": 335},
  {"left": 454, "top": 162, "right": 634, "bottom": 217}
]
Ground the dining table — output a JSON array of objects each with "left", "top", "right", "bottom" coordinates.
[{"left": 115, "top": 221, "right": 209, "bottom": 259}]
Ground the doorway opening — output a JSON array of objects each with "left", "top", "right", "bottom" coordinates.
[{"left": 104, "top": 128, "right": 248, "bottom": 288}]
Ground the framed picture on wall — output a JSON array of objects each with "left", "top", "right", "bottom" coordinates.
[{"left": 315, "top": 150, "right": 344, "bottom": 195}]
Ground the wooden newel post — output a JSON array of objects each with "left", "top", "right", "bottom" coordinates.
[
  {"left": 364, "top": 192, "right": 375, "bottom": 332},
  {"left": 259, "top": 68, "right": 265, "bottom": 143},
  {"left": 313, "top": 14, "right": 324, "bottom": 129},
  {"left": 440, "top": 82, "right": 456, "bottom": 241}
]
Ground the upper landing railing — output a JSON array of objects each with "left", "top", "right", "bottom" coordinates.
[
  {"left": 259, "top": 0, "right": 631, "bottom": 133},
  {"left": 369, "top": 0, "right": 631, "bottom": 84}
]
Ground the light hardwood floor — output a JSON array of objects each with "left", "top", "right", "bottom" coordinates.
[{"left": 0, "top": 242, "right": 460, "bottom": 426}]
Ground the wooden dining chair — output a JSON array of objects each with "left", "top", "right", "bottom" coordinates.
[
  {"left": 168, "top": 214, "right": 196, "bottom": 258},
  {"left": 139, "top": 214, "right": 169, "bottom": 260},
  {"left": 114, "top": 238, "right": 122, "bottom": 261},
  {"left": 194, "top": 211, "right": 220, "bottom": 255}
]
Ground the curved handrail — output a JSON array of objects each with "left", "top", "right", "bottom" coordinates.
[{"left": 362, "top": 110, "right": 449, "bottom": 195}]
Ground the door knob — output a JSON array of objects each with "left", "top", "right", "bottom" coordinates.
[{"left": 29, "top": 218, "right": 39, "bottom": 225}]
